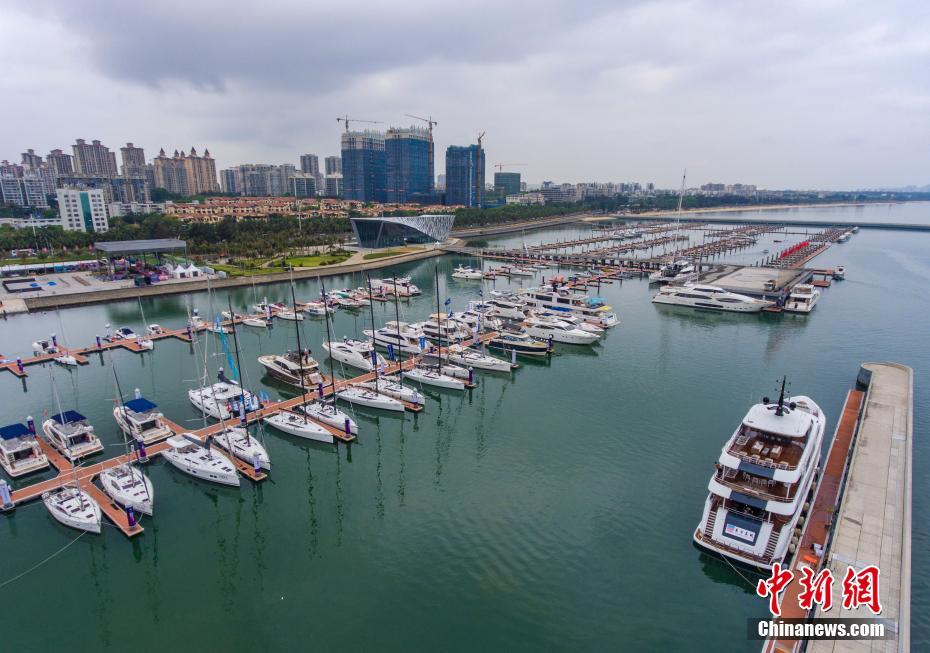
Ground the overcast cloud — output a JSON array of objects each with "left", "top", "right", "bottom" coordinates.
[{"left": 1, "top": 0, "right": 928, "bottom": 188}]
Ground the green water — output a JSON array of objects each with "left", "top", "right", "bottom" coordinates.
[{"left": 0, "top": 204, "right": 927, "bottom": 651}]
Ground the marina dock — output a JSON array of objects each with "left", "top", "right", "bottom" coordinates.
[{"left": 763, "top": 363, "right": 912, "bottom": 653}]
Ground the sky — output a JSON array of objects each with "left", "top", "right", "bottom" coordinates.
[{"left": 1, "top": 0, "right": 928, "bottom": 190}]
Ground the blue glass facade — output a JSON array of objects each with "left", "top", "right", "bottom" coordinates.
[
  {"left": 445, "top": 145, "right": 485, "bottom": 207},
  {"left": 385, "top": 128, "right": 433, "bottom": 203},
  {"left": 341, "top": 131, "right": 386, "bottom": 202}
]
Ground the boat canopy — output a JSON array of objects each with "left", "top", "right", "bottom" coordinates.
[
  {"left": 124, "top": 397, "right": 158, "bottom": 414},
  {"left": 0, "top": 423, "right": 31, "bottom": 440},
  {"left": 743, "top": 403, "right": 812, "bottom": 438},
  {"left": 50, "top": 410, "right": 87, "bottom": 424}
]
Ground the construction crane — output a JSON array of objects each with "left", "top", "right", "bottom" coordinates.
[
  {"left": 405, "top": 114, "right": 438, "bottom": 189},
  {"left": 475, "top": 131, "right": 486, "bottom": 208},
  {"left": 494, "top": 162, "right": 526, "bottom": 172},
  {"left": 336, "top": 115, "right": 383, "bottom": 133}
]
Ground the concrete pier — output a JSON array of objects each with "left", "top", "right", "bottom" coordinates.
[{"left": 809, "top": 363, "right": 913, "bottom": 653}]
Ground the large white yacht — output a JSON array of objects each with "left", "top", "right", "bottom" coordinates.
[
  {"left": 518, "top": 287, "right": 620, "bottom": 327},
  {"left": 523, "top": 316, "right": 600, "bottom": 344},
  {"left": 0, "top": 422, "right": 49, "bottom": 477},
  {"left": 363, "top": 321, "right": 426, "bottom": 355},
  {"left": 414, "top": 314, "right": 472, "bottom": 343},
  {"left": 652, "top": 284, "right": 774, "bottom": 313},
  {"left": 693, "top": 382, "right": 826, "bottom": 571},
  {"left": 323, "top": 339, "right": 386, "bottom": 372},
  {"left": 783, "top": 284, "right": 821, "bottom": 314}
]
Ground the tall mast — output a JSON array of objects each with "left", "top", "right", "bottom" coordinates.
[
  {"left": 674, "top": 168, "right": 686, "bottom": 256},
  {"left": 434, "top": 264, "right": 443, "bottom": 366},
  {"left": 227, "top": 297, "right": 250, "bottom": 431},
  {"left": 365, "top": 273, "right": 380, "bottom": 390},
  {"left": 392, "top": 281, "right": 404, "bottom": 370},
  {"left": 289, "top": 276, "right": 309, "bottom": 421},
  {"left": 320, "top": 278, "right": 337, "bottom": 399}
]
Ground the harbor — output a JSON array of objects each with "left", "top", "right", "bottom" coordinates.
[{"left": 0, "top": 202, "right": 925, "bottom": 651}]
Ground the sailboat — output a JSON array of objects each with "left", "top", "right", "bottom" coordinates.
[
  {"left": 136, "top": 298, "right": 155, "bottom": 350},
  {"left": 162, "top": 433, "right": 240, "bottom": 486},
  {"left": 403, "top": 267, "right": 465, "bottom": 391},
  {"left": 43, "top": 484, "right": 102, "bottom": 533}
]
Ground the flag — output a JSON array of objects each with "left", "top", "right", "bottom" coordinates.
[
  {"left": 444, "top": 297, "right": 451, "bottom": 306},
  {"left": 447, "top": 309, "right": 453, "bottom": 318},
  {"left": 478, "top": 289, "right": 484, "bottom": 297},
  {"left": 387, "top": 343, "right": 396, "bottom": 361}
]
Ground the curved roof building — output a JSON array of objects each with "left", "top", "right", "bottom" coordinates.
[{"left": 351, "top": 214, "right": 455, "bottom": 249}]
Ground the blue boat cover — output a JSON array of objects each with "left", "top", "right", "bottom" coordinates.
[
  {"left": 50, "top": 410, "right": 86, "bottom": 424},
  {"left": 124, "top": 397, "right": 158, "bottom": 413},
  {"left": 0, "top": 423, "right": 30, "bottom": 440}
]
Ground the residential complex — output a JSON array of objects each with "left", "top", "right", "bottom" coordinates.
[
  {"left": 151, "top": 147, "right": 219, "bottom": 196},
  {"left": 445, "top": 144, "right": 485, "bottom": 207},
  {"left": 72, "top": 138, "right": 118, "bottom": 176},
  {"left": 56, "top": 188, "right": 109, "bottom": 232},
  {"left": 120, "top": 143, "right": 147, "bottom": 177}
]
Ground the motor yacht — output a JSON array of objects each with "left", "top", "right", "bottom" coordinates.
[
  {"left": 523, "top": 316, "right": 600, "bottom": 344},
  {"left": 484, "top": 298, "right": 528, "bottom": 321},
  {"left": 258, "top": 350, "right": 324, "bottom": 388},
  {"left": 188, "top": 379, "right": 257, "bottom": 421},
  {"left": 32, "top": 339, "right": 59, "bottom": 355},
  {"left": 452, "top": 308, "right": 503, "bottom": 333},
  {"left": 323, "top": 339, "right": 386, "bottom": 372},
  {"left": 648, "top": 260, "right": 697, "bottom": 285},
  {"left": 147, "top": 324, "right": 167, "bottom": 336},
  {"left": 518, "top": 287, "right": 620, "bottom": 327},
  {"left": 0, "top": 422, "right": 49, "bottom": 477},
  {"left": 363, "top": 321, "right": 426, "bottom": 355},
  {"left": 111, "top": 326, "right": 138, "bottom": 341},
  {"left": 486, "top": 329, "right": 550, "bottom": 357},
  {"left": 214, "top": 426, "right": 270, "bottom": 471},
  {"left": 652, "top": 284, "right": 774, "bottom": 313},
  {"left": 376, "top": 277, "right": 421, "bottom": 297},
  {"left": 783, "top": 284, "right": 821, "bottom": 314},
  {"left": 99, "top": 464, "right": 154, "bottom": 515},
  {"left": 264, "top": 411, "right": 335, "bottom": 443},
  {"left": 693, "top": 382, "right": 825, "bottom": 571},
  {"left": 43, "top": 485, "right": 101, "bottom": 533},
  {"left": 444, "top": 344, "right": 515, "bottom": 372},
  {"left": 162, "top": 434, "right": 240, "bottom": 486},
  {"left": 42, "top": 411, "right": 104, "bottom": 461},
  {"left": 113, "top": 397, "right": 173, "bottom": 445},
  {"left": 276, "top": 309, "right": 304, "bottom": 321},
  {"left": 452, "top": 265, "right": 484, "bottom": 280},
  {"left": 414, "top": 314, "right": 472, "bottom": 344},
  {"left": 529, "top": 310, "right": 603, "bottom": 333},
  {"left": 833, "top": 266, "right": 846, "bottom": 280},
  {"left": 501, "top": 265, "right": 536, "bottom": 277}
]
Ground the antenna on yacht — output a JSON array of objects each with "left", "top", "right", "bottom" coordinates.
[{"left": 775, "top": 376, "right": 787, "bottom": 416}]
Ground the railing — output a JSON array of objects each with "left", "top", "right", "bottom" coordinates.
[
  {"left": 726, "top": 445, "right": 798, "bottom": 471},
  {"left": 715, "top": 471, "right": 797, "bottom": 503}
]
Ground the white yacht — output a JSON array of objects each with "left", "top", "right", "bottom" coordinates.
[
  {"left": 832, "top": 266, "right": 846, "bottom": 280},
  {"left": 363, "top": 321, "right": 426, "bottom": 355},
  {"left": 501, "top": 265, "right": 536, "bottom": 277},
  {"left": 99, "top": 464, "right": 154, "bottom": 515},
  {"left": 652, "top": 284, "right": 774, "bottom": 313},
  {"left": 355, "top": 376, "right": 424, "bottom": 405},
  {"left": 783, "top": 284, "right": 821, "bottom": 314},
  {"left": 264, "top": 411, "right": 335, "bottom": 443},
  {"left": 693, "top": 383, "right": 825, "bottom": 571},
  {"left": 276, "top": 309, "right": 304, "bottom": 321},
  {"left": 110, "top": 326, "right": 139, "bottom": 341},
  {"left": 336, "top": 386, "right": 405, "bottom": 411},
  {"left": 42, "top": 411, "right": 104, "bottom": 461},
  {"left": 323, "top": 339, "right": 386, "bottom": 371},
  {"left": 213, "top": 426, "right": 270, "bottom": 471},
  {"left": 0, "top": 422, "right": 49, "bottom": 477},
  {"left": 297, "top": 401, "right": 358, "bottom": 436},
  {"left": 648, "top": 260, "right": 697, "bottom": 285},
  {"left": 242, "top": 316, "right": 270, "bottom": 328},
  {"left": 32, "top": 339, "right": 59, "bottom": 355},
  {"left": 445, "top": 344, "right": 515, "bottom": 372},
  {"left": 402, "top": 366, "right": 465, "bottom": 390},
  {"left": 518, "top": 288, "right": 620, "bottom": 327},
  {"left": 162, "top": 434, "right": 240, "bottom": 486},
  {"left": 452, "top": 265, "right": 484, "bottom": 280},
  {"left": 258, "top": 350, "right": 324, "bottom": 388},
  {"left": 302, "top": 301, "right": 332, "bottom": 316},
  {"left": 414, "top": 314, "right": 472, "bottom": 343},
  {"left": 376, "top": 277, "right": 421, "bottom": 296},
  {"left": 486, "top": 329, "right": 550, "bottom": 357},
  {"left": 43, "top": 485, "right": 101, "bottom": 534},
  {"left": 529, "top": 310, "right": 603, "bottom": 333},
  {"left": 452, "top": 308, "right": 503, "bottom": 333},
  {"left": 113, "top": 397, "right": 173, "bottom": 445},
  {"left": 484, "top": 298, "right": 528, "bottom": 321},
  {"left": 188, "top": 380, "right": 257, "bottom": 421},
  {"left": 523, "top": 316, "right": 600, "bottom": 344}
]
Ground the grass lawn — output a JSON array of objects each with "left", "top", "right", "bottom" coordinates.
[
  {"left": 361, "top": 247, "right": 420, "bottom": 261},
  {"left": 209, "top": 263, "right": 285, "bottom": 277},
  {"left": 285, "top": 253, "right": 352, "bottom": 267}
]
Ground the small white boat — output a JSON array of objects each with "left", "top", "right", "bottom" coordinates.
[
  {"left": 54, "top": 353, "right": 79, "bottom": 366},
  {"left": 0, "top": 421, "right": 49, "bottom": 477},
  {"left": 242, "top": 316, "right": 270, "bottom": 328},
  {"left": 162, "top": 434, "right": 240, "bottom": 486},
  {"left": 530, "top": 310, "right": 604, "bottom": 333},
  {"left": 323, "top": 339, "right": 386, "bottom": 372},
  {"left": 263, "top": 411, "right": 334, "bottom": 443},
  {"left": 833, "top": 266, "right": 846, "bottom": 280},
  {"left": 302, "top": 301, "right": 333, "bottom": 316},
  {"left": 99, "top": 464, "right": 154, "bottom": 515},
  {"left": 146, "top": 324, "right": 167, "bottom": 336},
  {"left": 336, "top": 386, "right": 405, "bottom": 411},
  {"left": 524, "top": 316, "right": 600, "bottom": 344},
  {"left": 111, "top": 327, "right": 138, "bottom": 341},
  {"left": 137, "top": 337, "right": 155, "bottom": 351},
  {"left": 403, "top": 366, "right": 465, "bottom": 390},
  {"left": 354, "top": 377, "right": 424, "bottom": 405},
  {"left": 43, "top": 485, "right": 101, "bottom": 534},
  {"left": 783, "top": 283, "right": 821, "bottom": 314},
  {"left": 276, "top": 309, "right": 304, "bottom": 321},
  {"left": 213, "top": 426, "right": 270, "bottom": 471},
  {"left": 445, "top": 344, "right": 515, "bottom": 372},
  {"left": 298, "top": 401, "right": 358, "bottom": 435},
  {"left": 501, "top": 265, "right": 536, "bottom": 277},
  {"left": 452, "top": 265, "right": 484, "bottom": 280},
  {"left": 32, "top": 339, "right": 59, "bottom": 355}
]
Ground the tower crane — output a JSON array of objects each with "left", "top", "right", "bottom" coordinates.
[
  {"left": 475, "top": 131, "right": 486, "bottom": 208},
  {"left": 494, "top": 163, "right": 527, "bottom": 172},
  {"left": 336, "top": 116, "right": 383, "bottom": 133}
]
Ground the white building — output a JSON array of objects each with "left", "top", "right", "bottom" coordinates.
[
  {"left": 57, "top": 188, "right": 109, "bottom": 232},
  {"left": 108, "top": 201, "right": 166, "bottom": 217},
  {"left": 506, "top": 192, "right": 545, "bottom": 205}
]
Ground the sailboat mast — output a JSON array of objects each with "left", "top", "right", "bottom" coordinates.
[
  {"left": 392, "top": 281, "right": 404, "bottom": 369},
  {"left": 434, "top": 264, "right": 442, "bottom": 366},
  {"left": 288, "top": 278, "right": 309, "bottom": 420},
  {"left": 365, "top": 273, "right": 379, "bottom": 389},
  {"left": 674, "top": 168, "right": 686, "bottom": 256},
  {"left": 320, "top": 278, "right": 337, "bottom": 398},
  {"left": 227, "top": 297, "right": 249, "bottom": 429}
]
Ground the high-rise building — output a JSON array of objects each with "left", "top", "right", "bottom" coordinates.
[
  {"left": 120, "top": 142, "right": 146, "bottom": 177},
  {"left": 324, "top": 155, "right": 342, "bottom": 175},
  {"left": 445, "top": 144, "right": 485, "bottom": 207},
  {"left": 152, "top": 147, "right": 218, "bottom": 196},
  {"left": 494, "top": 172, "right": 521, "bottom": 197},
  {"left": 219, "top": 168, "right": 241, "bottom": 194},
  {"left": 299, "top": 153, "right": 323, "bottom": 194},
  {"left": 0, "top": 173, "right": 49, "bottom": 208},
  {"left": 235, "top": 164, "right": 275, "bottom": 196},
  {"left": 20, "top": 149, "right": 43, "bottom": 170},
  {"left": 56, "top": 188, "right": 109, "bottom": 232},
  {"left": 385, "top": 126, "right": 433, "bottom": 203},
  {"left": 436, "top": 173, "right": 445, "bottom": 191},
  {"left": 271, "top": 164, "right": 296, "bottom": 196},
  {"left": 0, "top": 175, "right": 24, "bottom": 206},
  {"left": 324, "top": 173, "right": 343, "bottom": 198},
  {"left": 341, "top": 130, "right": 386, "bottom": 202},
  {"left": 72, "top": 139, "right": 118, "bottom": 176},
  {"left": 290, "top": 173, "right": 317, "bottom": 198},
  {"left": 46, "top": 149, "right": 74, "bottom": 176}
]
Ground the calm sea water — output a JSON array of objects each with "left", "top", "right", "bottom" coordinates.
[{"left": 0, "top": 203, "right": 926, "bottom": 651}]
